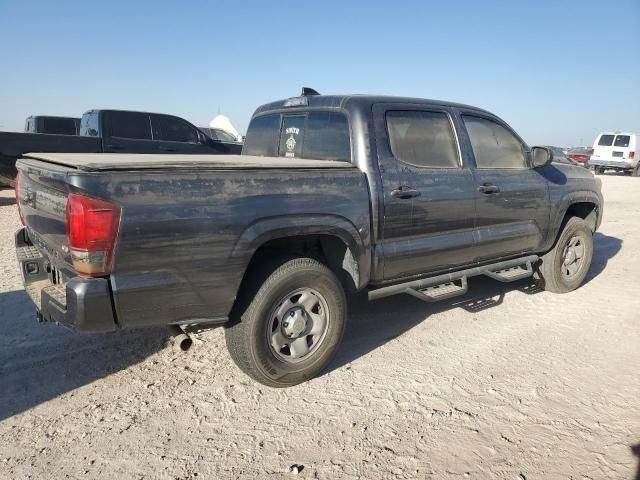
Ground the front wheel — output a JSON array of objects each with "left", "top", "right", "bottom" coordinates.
[
  {"left": 537, "top": 217, "right": 593, "bottom": 293},
  {"left": 225, "top": 257, "right": 346, "bottom": 387}
]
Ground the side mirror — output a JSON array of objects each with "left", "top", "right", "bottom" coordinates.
[{"left": 532, "top": 146, "right": 554, "bottom": 168}]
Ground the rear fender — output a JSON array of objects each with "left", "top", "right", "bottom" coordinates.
[{"left": 230, "top": 214, "right": 370, "bottom": 290}]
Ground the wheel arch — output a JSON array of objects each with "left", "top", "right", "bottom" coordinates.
[
  {"left": 548, "top": 191, "right": 602, "bottom": 249},
  {"left": 230, "top": 215, "right": 371, "bottom": 297}
]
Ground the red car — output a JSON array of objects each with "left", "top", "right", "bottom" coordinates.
[{"left": 568, "top": 147, "right": 593, "bottom": 166}]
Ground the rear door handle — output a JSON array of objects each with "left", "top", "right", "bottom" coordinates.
[
  {"left": 391, "top": 186, "right": 421, "bottom": 199},
  {"left": 161, "top": 147, "right": 178, "bottom": 152},
  {"left": 477, "top": 184, "right": 500, "bottom": 194}
]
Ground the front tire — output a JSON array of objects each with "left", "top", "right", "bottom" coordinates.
[
  {"left": 537, "top": 217, "right": 593, "bottom": 293},
  {"left": 225, "top": 257, "right": 346, "bottom": 387}
]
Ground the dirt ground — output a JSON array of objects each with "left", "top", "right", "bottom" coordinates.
[{"left": 0, "top": 175, "right": 638, "bottom": 480}]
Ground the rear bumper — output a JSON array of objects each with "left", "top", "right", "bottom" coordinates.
[
  {"left": 15, "top": 228, "right": 118, "bottom": 333},
  {"left": 588, "top": 158, "right": 635, "bottom": 169}
]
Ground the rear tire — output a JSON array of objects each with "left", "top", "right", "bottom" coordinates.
[
  {"left": 537, "top": 217, "right": 593, "bottom": 293},
  {"left": 225, "top": 257, "right": 346, "bottom": 387}
]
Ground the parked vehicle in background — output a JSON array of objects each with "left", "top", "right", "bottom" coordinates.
[
  {"left": 547, "top": 146, "right": 580, "bottom": 166},
  {"left": 25, "top": 116, "right": 80, "bottom": 135},
  {"left": 0, "top": 109, "right": 242, "bottom": 187},
  {"left": 568, "top": 147, "right": 593, "bottom": 166},
  {"left": 199, "top": 127, "right": 243, "bottom": 144},
  {"left": 589, "top": 132, "right": 639, "bottom": 176},
  {"left": 14, "top": 91, "right": 603, "bottom": 387}
]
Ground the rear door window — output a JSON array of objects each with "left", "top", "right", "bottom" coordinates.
[
  {"left": 386, "top": 110, "right": 459, "bottom": 168},
  {"left": 109, "top": 112, "right": 152, "bottom": 140},
  {"left": 598, "top": 134, "right": 615, "bottom": 146},
  {"left": 152, "top": 115, "right": 199, "bottom": 143},
  {"left": 242, "top": 114, "right": 281, "bottom": 156},
  {"left": 613, "top": 135, "right": 630, "bottom": 147},
  {"left": 463, "top": 115, "right": 527, "bottom": 169}
]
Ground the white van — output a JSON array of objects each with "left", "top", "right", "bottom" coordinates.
[{"left": 589, "top": 132, "right": 639, "bottom": 175}]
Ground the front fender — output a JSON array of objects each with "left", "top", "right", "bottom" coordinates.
[{"left": 547, "top": 189, "right": 603, "bottom": 248}]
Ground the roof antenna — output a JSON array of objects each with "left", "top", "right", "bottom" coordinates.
[{"left": 301, "top": 87, "right": 320, "bottom": 96}]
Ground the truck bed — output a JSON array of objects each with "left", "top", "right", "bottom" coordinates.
[
  {"left": 21, "top": 152, "right": 355, "bottom": 171},
  {"left": 16, "top": 154, "right": 369, "bottom": 332}
]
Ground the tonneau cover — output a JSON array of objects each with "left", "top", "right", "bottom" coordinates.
[{"left": 21, "top": 152, "right": 355, "bottom": 171}]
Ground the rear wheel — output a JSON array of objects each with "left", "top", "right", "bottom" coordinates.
[
  {"left": 225, "top": 257, "right": 346, "bottom": 387},
  {"left": 537, "top": 217, "right": 593, "bottom": 293}
]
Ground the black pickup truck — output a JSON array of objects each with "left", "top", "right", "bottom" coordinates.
[
  {"left": 0, "top": 109, "right": 242, "bottom": 186},
  {"left": 14, "top": 92, "right": 603, "bottom": 387}
]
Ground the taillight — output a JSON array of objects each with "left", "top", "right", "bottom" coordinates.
[
  {"left": 66, "top": 193, "right": 121, "bottom": 276},
  {"left": 14, "top": 173, "right": 25, "bottom": 225},
  {"left": 629, "top": 152, "right": 635, "bottom": 159}
]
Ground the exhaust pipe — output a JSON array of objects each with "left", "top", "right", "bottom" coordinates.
[{"left": 170, "top": 325, "right": 193, "bottom": 351}]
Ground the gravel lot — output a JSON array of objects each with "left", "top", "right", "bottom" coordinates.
[{"left": 0, "top": 175, "right": 638, "bottom": 480}]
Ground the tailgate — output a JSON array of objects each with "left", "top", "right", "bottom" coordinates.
[{"left": 16, "top": 158, "right": 73, "bottom": 273}]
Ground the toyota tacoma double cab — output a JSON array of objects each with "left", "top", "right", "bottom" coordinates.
[{"left": 14, "top": 91, "right": 603, "bottom": 387}]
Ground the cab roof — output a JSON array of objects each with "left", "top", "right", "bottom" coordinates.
[{"left": 253, "top": 94, "right": 493, "bottom": 116}]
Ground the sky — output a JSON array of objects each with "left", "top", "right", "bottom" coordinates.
[{"left": 0, "top": 0, "right": 638, "bottom": 146}]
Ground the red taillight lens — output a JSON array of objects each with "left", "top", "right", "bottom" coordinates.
[
  {"left": 66, "top": 193, "right": 121, "bottom": 276},
  {"left": 629, "top": 152, "right": 635, "bottom": 159},
  {"left": 14, "top": 173, "right": 25, "bottom": 225}
]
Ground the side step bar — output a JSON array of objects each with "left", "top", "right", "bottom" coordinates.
[{"left": 368, "top": 255, "right": 539, "bottom": 302}]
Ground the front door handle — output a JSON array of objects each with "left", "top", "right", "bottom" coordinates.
[
  {"left": 391, "top": 186, "right": 421, "bottom": 199},
  {"left": 477, "top": 184, "right": 500, "bottom": 194}
]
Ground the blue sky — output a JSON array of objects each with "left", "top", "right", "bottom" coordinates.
[{"left": 0, "top": 0, "right": 638, "bottom": 146}]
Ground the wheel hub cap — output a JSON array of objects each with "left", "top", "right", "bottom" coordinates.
[
  {"left": 561, "top": 234, "right": 585, "bottom": 278},
  {"left": 267, "top": 288, "right": 329, "bottom": 363},
  {"left": 282, "top": 308, "right": 307, "bottom": 338},
  {"left": 564, "top": 249, "right": 576, "bottom": 265}
]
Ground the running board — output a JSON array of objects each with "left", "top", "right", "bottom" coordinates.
[
  {"left": 485, "top": 261, "right": 534, "bottom": 283},
  {"left": 406, "top": 277, "right": 468, "bottom": 303},
  {"left": 368, "top": 255, "right": 539, "bottom": 302}
]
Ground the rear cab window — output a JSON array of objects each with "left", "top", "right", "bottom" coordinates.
[
  {"left": 41, "top": 118, "right": 77, "bottom": 135},
  {"left": 243, "top": 110, "right": 351, "bottom": 161},
  {"left": 80, "top": 112, "right": 100, "bottom": 137}
]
